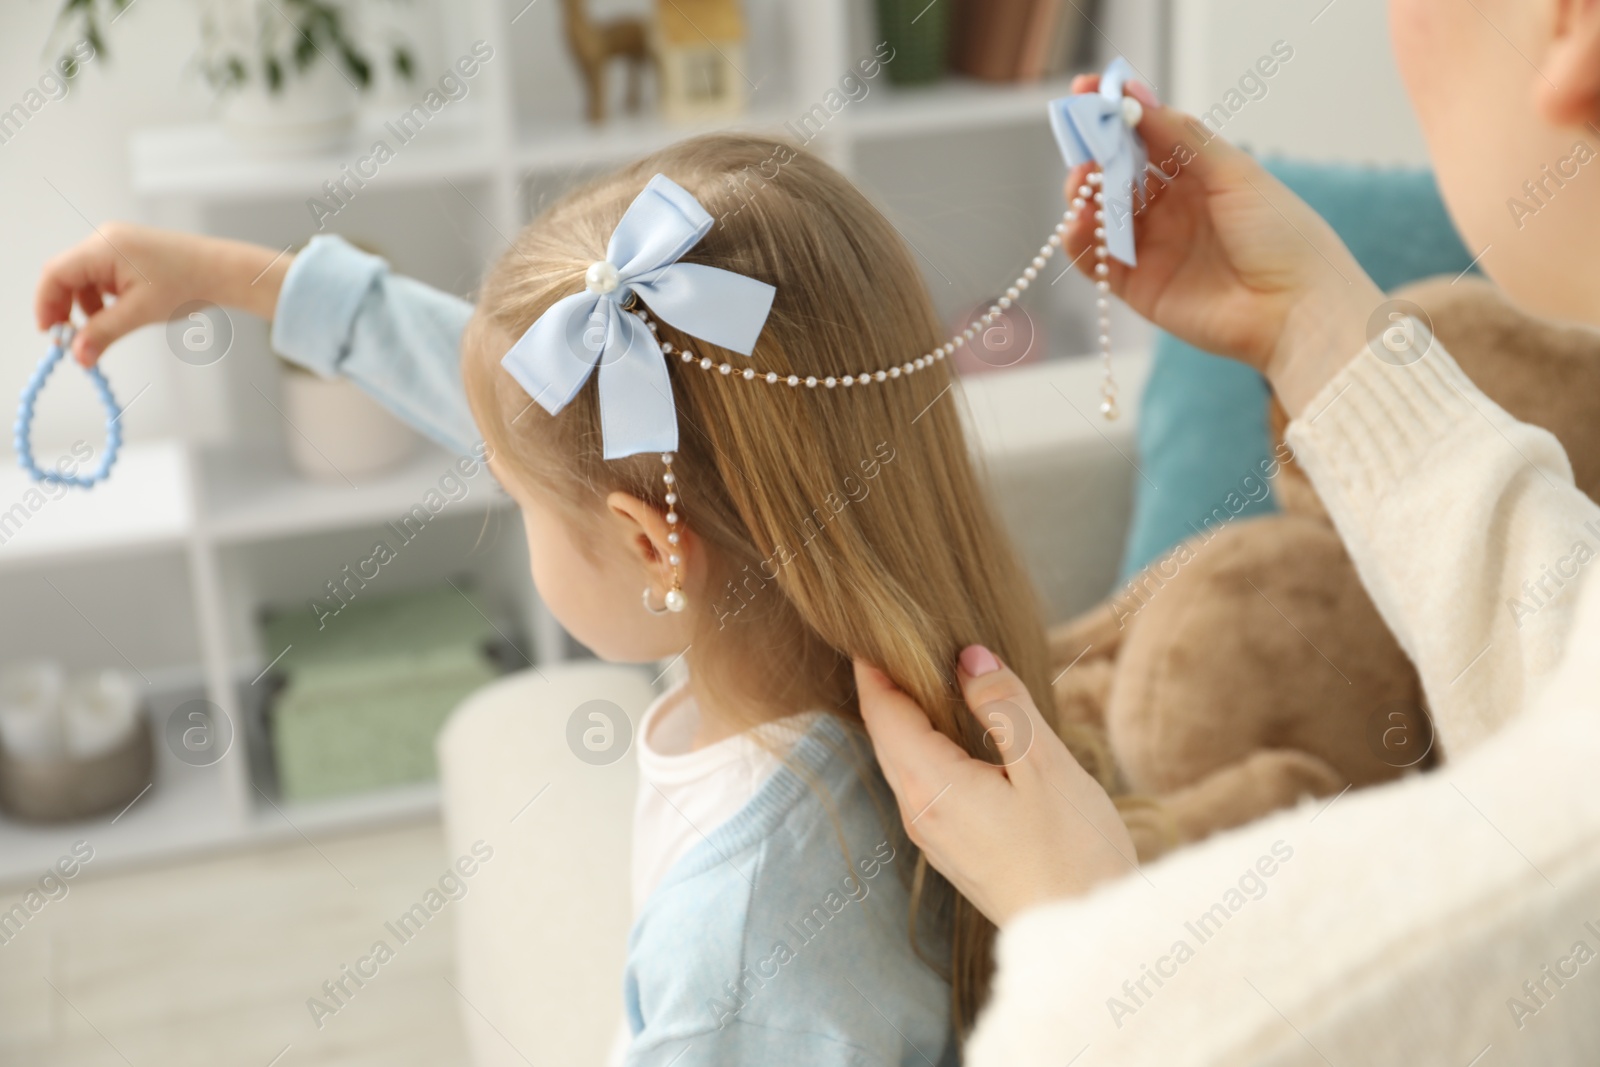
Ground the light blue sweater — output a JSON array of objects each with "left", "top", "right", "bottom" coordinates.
[{"left": 272, "top": 235, "right": 958, "bottom": 1066}]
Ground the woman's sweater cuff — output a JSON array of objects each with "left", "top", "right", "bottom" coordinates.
[{"left": 1285, "top": 336, "right": 1503, "bottom": 530}]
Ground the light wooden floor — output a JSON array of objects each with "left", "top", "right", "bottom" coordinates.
[{"left": 0, "top": 818, "right": 470, "bottom": 1066}]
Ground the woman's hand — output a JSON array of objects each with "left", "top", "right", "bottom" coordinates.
[
  {"left": 854, "top": 646, "right": 1139, "bottom": 926},
  {"left": 35, "top": 223, "right": 292, "bottom": 366},
  {"left": 1065, "top": 77, "right": 1387, "bottom": 416}
]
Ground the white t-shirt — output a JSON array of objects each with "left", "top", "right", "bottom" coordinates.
[
  {"left": 609, "top": 682, "right": 821, "bottom": 1065},
  {"left": 629, "top": 681, "right": 821, "bottom": 912}
]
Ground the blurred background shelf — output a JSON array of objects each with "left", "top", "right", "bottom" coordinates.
[
  {"left": 844, "top": 76, "right": 1082, "bottom": 138},
  {"left": 196, "top": 442, "right": 510, "bottom": 544},
  {"left": 0, "top": 441, "right": 192, "bottom": 574}
]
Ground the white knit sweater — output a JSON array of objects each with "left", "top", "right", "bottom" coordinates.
[{"left": 969, "top": 341, "right": 1600, "bottom": 1065}]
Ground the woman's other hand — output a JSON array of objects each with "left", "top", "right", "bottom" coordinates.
[{"left": 854, "top": 647, "right": 1139, "bottom": 926}]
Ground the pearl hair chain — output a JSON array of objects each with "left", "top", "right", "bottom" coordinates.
[
  {"left": 632, "top": 166, "right": 1124, "bottom": 616},
  {"left": 629, "top": 166, "right": 1121, "bottom": 418},
  {"left": 642, "top": 452, "right": 688, "bottom": 615}
]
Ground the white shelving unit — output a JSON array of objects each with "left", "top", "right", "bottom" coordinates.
[{"left": 0, "top": 0, "right": 1168, "bottom": 883}]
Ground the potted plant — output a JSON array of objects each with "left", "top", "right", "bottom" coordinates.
[{"left": 52, "top": 0, "right": 416, "bottom": 155}]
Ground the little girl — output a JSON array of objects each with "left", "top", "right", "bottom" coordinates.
[
  {"left": 457, "top": 134, "right": 1083, "bottom": 1065},
  {"left": 35, "top": 133, "right": 1106, "bottom": 1064}
]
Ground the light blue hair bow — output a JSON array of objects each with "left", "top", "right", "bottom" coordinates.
[
  {"left": 500, "top": 173, "right": 776, "bottom": 460},
  {"left": 1049, "top": 57, "right": 1149, "bottom": 267}
]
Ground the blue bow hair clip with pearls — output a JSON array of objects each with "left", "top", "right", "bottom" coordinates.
[
  {"left": 1049, "top": 57, "right": 1149, "bottom": 267},
  {"left": 500, "top": 173, "right": 776, "bottom": 461}
]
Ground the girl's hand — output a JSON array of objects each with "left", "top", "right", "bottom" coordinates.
[
  {"left": 1066, "top": 77, "right": 1387, "bottom": 416},
  {"left": 35, "top": 223, "right": 293, "bottom": 367},
  {"left": 854, "top": 648, "right": 1139, "bottom": 926}
]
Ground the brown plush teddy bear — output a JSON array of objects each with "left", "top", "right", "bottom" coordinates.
[{"left": 1051, "top": 275, "right": 1600, "bottom": 861}]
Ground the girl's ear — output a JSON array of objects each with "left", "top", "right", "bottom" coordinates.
[
  {"left": 1538, "top": 0, "right": 1600, "bottom": 126},
  {"left": 605, "top": 491, "right": 677, "bottom": 579}
]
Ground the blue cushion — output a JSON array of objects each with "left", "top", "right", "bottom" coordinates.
[{"left": 1118, "top": 160, "right": 1478, "bottom": 579}]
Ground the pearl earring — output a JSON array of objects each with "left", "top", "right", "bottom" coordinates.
[{"left": 643, "top": 452, "right": 687, "bottom": 616}]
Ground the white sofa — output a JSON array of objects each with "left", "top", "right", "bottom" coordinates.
[{"left": 435, "top": 355, "right": 1150, "bottom": 1065}]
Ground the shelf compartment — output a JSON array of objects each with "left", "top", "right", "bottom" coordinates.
[{"left": 197, "top": 443, "right": 512, "bottom": 544}]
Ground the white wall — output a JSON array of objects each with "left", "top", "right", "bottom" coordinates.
[{"left": 1170, "top": 0, "right": 1427, "bottom": 165}]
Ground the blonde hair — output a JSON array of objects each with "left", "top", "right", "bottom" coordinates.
[{"left": 462, "top": 133, "right": 1113, "bottom": 1033}]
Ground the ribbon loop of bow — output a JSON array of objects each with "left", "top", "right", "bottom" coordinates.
[
  {"left": 501, "top": 173, "right": 776, "bottom": 460},
  {"left": 1048, "top": 57, "right": 1149, "bottom": 267}
]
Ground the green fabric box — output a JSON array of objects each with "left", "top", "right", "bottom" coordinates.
[{"left": 262, "top": 584, "right": 501, "bottom": 802}]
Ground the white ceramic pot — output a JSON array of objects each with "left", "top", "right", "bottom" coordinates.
[
  {"left": 220, "top": 58, "right": 359, "bottom": 157},
  {"left": 279, "top": 365, "right": 420, "bottom": 483}
]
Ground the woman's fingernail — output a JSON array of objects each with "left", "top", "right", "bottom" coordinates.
[{"left": 959, "top": 645, "right": 1001, "bottom": 677}]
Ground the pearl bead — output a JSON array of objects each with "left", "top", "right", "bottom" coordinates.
[
  {"left": 889, "top": 367, "right": 901, "bottom": 378},
  {"left": 1096, "top": 247, "right": 1109, "bottom": 259},
  {"left": 766, "top": 372, "right": 778, "bottom": 383},
  {"left": 742, "top": 368, "right": 755, "bottom": 380},
  {"left": 1101, "top": 396, "right": 1120, "bottom": 419},
  {"left": 1095, "top": 227, "right": 1107, "bottom": 239},
  {"left": 667, "top": 531, "right": 680, "bottom": 544},
  {"left": 1120, "top": 95, "right": 1144, "bottom": 128},
  {"left": 666, "top": 510, "right": 679, "bottom": 523},
  {"left": 1097, "top": 280, "right": 1111, "bottom": 293},
  {"left": 1040, "top": 243, "right": 1055, "bottom": 257},
  {"left": 668, "top": 554, "right": 680, "bottom": 565},
  {"left": 875, "top": 371, "right": 887, "bottom": 382},
  {"left": 1097, "top": 298, "right": 1109, "bottom": 310},
  {"left": 1095, "top": 263, "right": 1110, "bottom": 277},
  {"left": 681, "top": 351, "right": 694, "bottom": 362},
  {"left": 998, "top": 297, "right": 1012, "bottom": 309},
  {"left": 825, "top": 376, "right": 837, "bottom": 388},
  {"left": 786, "top": 375, "right": 799, "bottom": 386},
  {"left": 719, "top": 362, "right": 731, "bottom": 374},
  {"left": 1016, "top": 277, "right": 1030, "bottom": 290},
  {"left": 584, "top": 259, "right": 620, "bottom": 295},
  {"left": 1048, "top": 234, "right": 1062, "bottom": 248},
  {"left": 1098, "top": 334, "right": 1111, "bottom": 347},
  {"left": 1031, "top": 256, "right": 1045, "bottom": 269},
  {"left": 1095, "top": 211, "right": 1106, "bottom": 222},
  {"left": 665, "top": 492, "right": 677, "bottom": 503},
  {"left": 662, "top": 471, "right": 675, "bottom": 484},
  {"left": 805, "top": 376, "right": 818, "bottom": 388},
  {"left": 1069, "top": 199, "right": 1085, "bottom": 213},
  {"left": 664, "top": 588, "right": 686, "bottom": 613},
  {"left": 700, "top": 357, "right": 712, "bottom": 369},
  {"left": 842, "top": 375, "right": 855, "bottom": 386},
  {"left": 1077, "top": 184, "right": 1093, "bottom": 198},
  {"left": 953, "top": 336, "right": 966, "bottom": 347},
  {"left": 1087, "top": 170, "right": 1103, "bottom": 185},
  {"left": 1005, "top": 286, "right": 1020, "bottom": 299},
  {"left": 661, "top": 341, "right": 674, "bottom": 354}
]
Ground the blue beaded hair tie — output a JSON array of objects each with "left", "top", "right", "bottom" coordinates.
[{"left": 14, "top": 323, "right": 121, "bottom": 488}]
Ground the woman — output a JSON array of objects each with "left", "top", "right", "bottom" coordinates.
[{"left": 855, "top": 0, "right": 1600, "bottom": 1061}]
